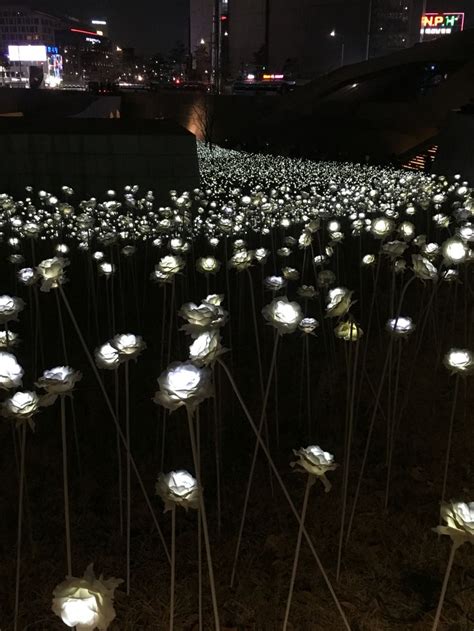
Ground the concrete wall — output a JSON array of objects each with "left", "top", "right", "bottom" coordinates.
[{"left": 0, "top": 118, "right": 200, "bottom": 199}]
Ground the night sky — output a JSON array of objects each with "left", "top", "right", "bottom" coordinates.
[{"left": 41, "top": 0, "right": 189, "bottom": 54}]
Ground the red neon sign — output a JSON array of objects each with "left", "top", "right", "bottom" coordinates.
[{"left": 70, "top": 28, "right": 102, "bottom": 36}]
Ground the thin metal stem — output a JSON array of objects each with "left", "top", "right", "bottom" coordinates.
[
  {"left": 441, "top": 375, "right": 460, "bottom": 506},
  {"left": 14, "top": 423, "right": 27, "bottom": 631},
  {"left": 60, "top": 395, "right": 72, "bottom": 576},
  {"left": 169, "top": 506, "right": 176, "bottom": 631},
  {"left": 431, "top": 542, "right": 460, "bottom": 631}
]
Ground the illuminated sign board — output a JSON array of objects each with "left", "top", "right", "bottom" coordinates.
[
  {"left": 420, "top": 13, "right": 465, "bottom": 38},
  {"left": 91, "top": 20, "right": 107, "bottom": 25},
  {"left": 8, "top": 45, "right": 47, "bottom": 62}
]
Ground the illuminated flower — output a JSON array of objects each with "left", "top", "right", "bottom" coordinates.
[
  {"left": 371, "top": 217, "right": 394, "bottom": 239},
  {"left": 2, "top": 391, "right": 39, "bottom": 425},
  {"left": 385, "top": 316, "right": 415, "bottom": 337},
  {"left": 150, "top": 268, "right": 173, "bottom": 284},
  {"left": 228, "top": 249, "right": 253, "bottom": 271},
  {"left": 36, "top": 366, "right": 82, "bottom": 398},
  {"left": 442, "top": 237, "right": 468, "bottom": 265},
  {"left": 412, "top": 254, "right": 438, "bottom": 281},
  {"left": 325, "top": 287, "right": 353, "bottom": 318},
  {"left": 334, "top": 320, "right": 363, "bottom": 341},
  {"left": 298, "top": 230, "right": 312, "bottom": 248},
  {"left": 282, "top": 267, "right": 299, "bottom": 281},
  {"left": 18, "top": 267, "right": 37, "bottom": 286},
  {"left": 189, "top": 330, "right": 226, "bottom": 366},
  {"left": 179, "top": 300, "right": 228, "bottom": 337},
  {"left": 254, "top": 247, "right": 270, "bottom": 263},
  {"left": 0, "top": 295, "right": 25, "bottom": 324},
  {"left": 157, "top": 255, "right": 185, "bottom": 275},
  {"left": 443, "top": 348, "right": 474, "bottom": 375},
  {"left": 299, "top": 317, "right": 319, "bottom": 334},
  {"left": 262, "top": 297, "right": 302, "bottom": 335},
  {"left": 394, "top": 259, "right": 406, "bottom": 274},
  {"left": 277, "top": 247, "right": 291, "bottom": 258},
  {"left": 52, "top": 564, "right": 122, "bottom": 631},
  {"left": 264, "top": 275, "right": 287, "bottom": 292},
  {"left": 98, "top": 262, "right": 116, "bottom": 277},
  {"left": 156, "top": 470, "right": 199, "bottom": 512},
  {"left": 0, "top": 352, "right": 23, "bottom": 390},
  {"left": 153, "top": 361, "right": 213, "bottom": 412},
  {"left": 111, "top": 334, "right": 146, "bottom": 361},
  {"left": 362, "top": 254, "right": 375, "bottom": 266},
  {"left": 290, "top": 445, "right": 338, "bottom": 492},
  {"left": 94, "top": 343, "right": 121, "bottom": 370},
  {"left": 434, "top": 501, "right": 474, "bottom": 547},
  {"left": 37, "top": 257, "right": 69, "bottom": 292},
  {"left": 196, "top": 256, "right": 221, "bottom": 274}
]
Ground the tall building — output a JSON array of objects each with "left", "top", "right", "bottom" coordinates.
[{"left": 368, "top": 0, "right": 414, "bottom": 58}]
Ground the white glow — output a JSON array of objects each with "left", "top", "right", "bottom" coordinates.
[
  {"left": 8, "top": 45, "right": 47, "bottom": 62},
  {"left": 60, "top": 596, "right": 99, "bottom": 627}
]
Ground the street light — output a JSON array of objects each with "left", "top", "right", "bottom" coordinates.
[{"left": 330, "top": 29, "right": 345, "bottom": 68}]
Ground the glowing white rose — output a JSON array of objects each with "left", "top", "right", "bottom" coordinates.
[
  {"left": 157, "top": 255, "right": 185, "bottom": 275},
  {"left": 36, "top": 366, "right": 82, "bottom": 396},
  {"left": 153, "top": 361, "right": 213, "bottom": 412},
  {"left": 189, "top": 330, "right": 226, "bottom": 366},
  {"left": 334, "top": 320, "right": 363, "bottom": 341},
  {"left": 325, "top": 287, "right": 353, "bottom": 318},
  {"left": 386, "top": 316, "right": 415, "bottom": 337},
  {"left": 196, "top": 256, "right": 221, "bottom": 274},
  {"left": 52, "top": 564, "right": 122, "bottom": 631},
  {"left": 37, "top": 257, "right": 69, "bottom": 292},
  {"left": 291, "top": 445, "right": 338, "bottom": 492},
  {"left": 0, "top": 352, "right": 24, "bottom": 390},
  {"left": 3, "top": 391, "right": 39, "bottom": 423},
  {"left": 443, "top": 348, "right": 474, "bottom": 375},
  {"left": 264, "top": 275, "right": 287, "bottom": 292},
  {"left": 111, "top": 334, "right": 146, "bottom": 361},
  {"left": 0, "top": 295, "right": 25, "bottom": 324},
  {"left": 299, "top": 317, "right": 319, "bottom": 335},
  {"left": 18, "top": 267, "right": 37, "bottom": 286},
  {"left": 94, "top": 343, "right": 121, "bottom": 370},
  {"left": 435, "top": 501, "right": 474, "bottom": 547},
  {"left": 156, "top": 470, "right": 199, "bottom": 512},
  {"left": 371, "top": 217, "right": 394, "bottom": 239},
  {"left": 442, "top": 237, "right": 467, "bottom": 264},
  {"left": 0, "top": 330, "right": 19, "bottom": 350},
  {"left": 262, "top": 297, "right": 302, "bottom": 335},
  {"left": 412, "top": 254, "right": 438, "bottom": 281},
  {"left": 179, "top": 300, "right": 228, "bottom": 337}
]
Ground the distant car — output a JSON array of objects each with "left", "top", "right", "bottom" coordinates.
[{"left": 87, "top": 81, "right": 119, "bottom": 95}]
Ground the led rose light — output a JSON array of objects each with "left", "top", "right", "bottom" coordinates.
[
  {"left": 37, "top": 257, "right": 69, "bottom": 292},
  {"left": 94, "top": 342, "right": 121, "bottom": 370},
  {"left": 325, "top": 287, "right": 353, "bottom": 318},
  {"left": 52, "top": 564, "right": 122, "bottom": 631},
  {"left": 443, "top": 348, "right": 474, "bottom": 375},
  {"left": 179, "top": 299, "right": 228, "bottom": 337},
  {"left": 17, "top": 267, "right": 37, "bottom": 286},
  {"left": 412, "top": 254, "right": 438, "bottom": 281},
  {"left": 291, "top": 445, "right": 338, "bottom": 492},
  {"left": 36, "top": 366, "right": 82, "bottom": 395},
  {"left": 370, "top": 217, "right": 394, "bottom": 239},
  {"left": 156, "top": 470, "right": 199, "bottom": 512},
  {"left": 0, "top": 330, "right": 19, "bottom": 350},
  {"left": 334, "top": 320, "right": 363, "bottom": 341},
  {"left": 254, "top": 247, "right": 269, "bottom": 263},
  {"left": 385, "top": 316, "right": 415, "bottom": 337},
  {"left": 111, "top": 334, "right": 146, "bottom": 361},
  {"left": 262, "top": 297, "right": 302, "bottom": 335},
  {"left": 157, "top": 255, "right": 185, "bottom": 275},
  {"left": 228, "top": 249, "right": 254, "bottom": 271},
  {"left": 435, "top": 501, "right": 474, "bottom": 545},
  {"left": 3, "top": 391, "right": 39, "bottom": 422},
  {"left": 153, "top": 361, "right": 213, "bottom": 412},
  {"left": 361, "top": 254, "right": 375, "bottom": 266},
  {"left": 196, "top": 256, "right": 221, "bottom": 274},
  {"left": 264, "top": 275, "right": 287, "bottom": 291},
  {"left": 0, "top": 295, "right": 25, "bottom": 324},
  {"left": 98, "top": 262, "right": 116, "bottom": 277},
  {"left": 442, "top": 237, "right": 467, "bottom": 264},
  {"left": 298, "top": 317, "right": 319, "bottom": 334},
  {"left": 0, "top": 352, "right": 24, "bottom": 390},
  {"left": 282, "top": 267, "right": 299, "bottom": 281},
  {"left": 189, "top": 330, "right": 226, "bottom": 366}
]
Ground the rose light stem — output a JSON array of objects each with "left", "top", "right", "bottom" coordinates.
[
  {"left": 169, "top": 506, "right": 176, "bottom": 631},
  {"left": 246, "top": 268, "right": 265, "bottom": 401},
  {"left": 384, "top": 340, "right": 403, "bottom": 511},
  {"left": 13, "top": 423, "right": 26, "bottom": 631},
  {"left": 282, "top": 475, "right": 315, "bottom": 631},
  {"left": 441, "top": 375, "right": 460, "bottom": 507},
  {"left": 305, "top": 334, "right": 312, "bottom": 439},
  {"left": 217, "top": 359, "right": 351, "bottom": 631},
  {"left": 431, "top": 542, "right": 460, "bottom": 631},
  {"left": 60, "top": 394, "right": 73, "bottom": 576},
  {"left": 230, "top": 333, "right": 279, "bottom": 588},
  {"left": 196, "top": 409, "right": 203, "bottom": 631},
  {"left": 115, "top": 369, "right": 124, "bottom": 538},
  {"left": 186, "top": 408, "right": 221, "bottom": 631},
  {"left": 59, "top": 286, "right": 170, "bottom": 564},
  {"left": 336, "top": 337, "right": 359, "bottom": 582},
  {"left": 125, "top": 360, "right": 131, "bottom": 595}
]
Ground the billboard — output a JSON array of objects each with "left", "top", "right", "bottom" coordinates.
[
  {"left": 8, "top": 45, "right": 47, "bottom": 62},
  {"left": 420, "top": 13, "right": 465, "bottom": 39}
]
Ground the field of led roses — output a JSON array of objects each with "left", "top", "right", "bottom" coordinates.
[{"left": 0, "top": 144, "right": 473, "bottom": 630}]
